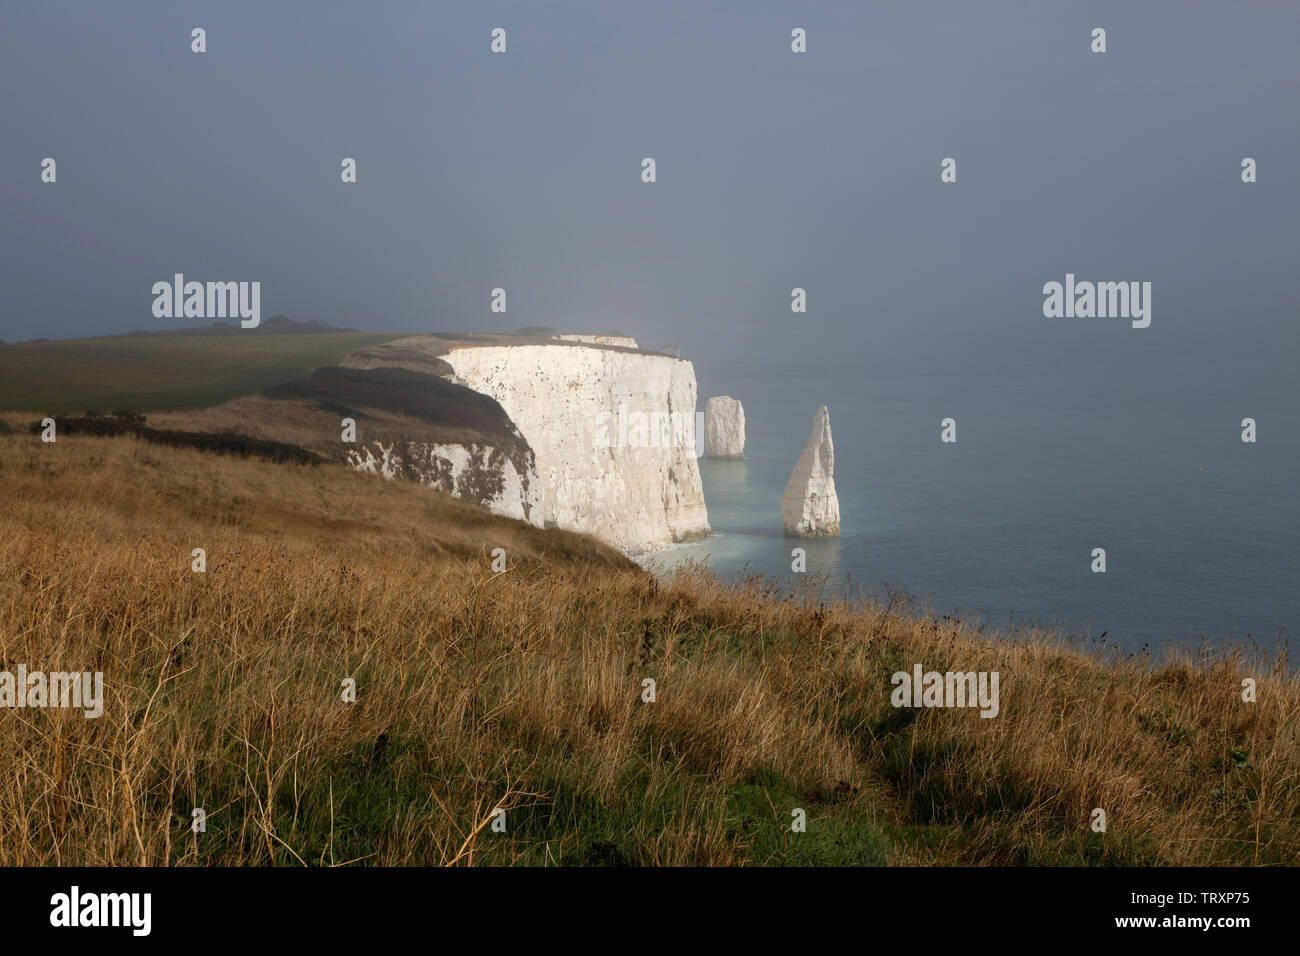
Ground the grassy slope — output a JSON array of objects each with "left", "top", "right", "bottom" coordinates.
[
  {"left": 0, "top": 333, "right": 403, "bottom": 413},
  {"left": 143, "top": 366, "right": 531, "bottom": 460},
  {"left": 0, "top": 434, "right": 1297, "bottom": 866}
]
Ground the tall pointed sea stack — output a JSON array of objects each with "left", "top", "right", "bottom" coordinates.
[{"left": 781, "top": 405, "right": 840, "bottom": 537}]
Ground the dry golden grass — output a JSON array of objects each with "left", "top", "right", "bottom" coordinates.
[{"left": 0, "top": 433, "right": 1296, "bottom": 866}]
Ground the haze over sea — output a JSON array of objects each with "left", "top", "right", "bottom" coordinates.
[
  {"left": 3, "top": 5, "right": 1296, "bottom": 656},
  {"left": 656, "top": 328, "right": 1299, "bottom": 656}
]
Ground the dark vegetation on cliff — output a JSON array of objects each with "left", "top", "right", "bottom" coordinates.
[
  {"left": 263, "top": 365, "right": 527, "bottom": 457},
  {"left": 1, "top": 432, "right": 1295, "bottom": 866},
  {"left": 26, "top": 411, "right": 322, "bottom": 465}
]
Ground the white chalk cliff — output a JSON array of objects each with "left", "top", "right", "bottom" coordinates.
[
  {"left": 345, "top": 440, "right": 541, "bottom": 525},
  {"left": 440, "top": 343, "right": 710, "bottom": 554},
  {"left": 781, "top": 405, "right": 840, "bottom": 537},
  {"left": 336, "top": 335, "right": 711, "bottom": 554},
  {"left": 704, "top": 396, "right": 745, "bottom": 459}
]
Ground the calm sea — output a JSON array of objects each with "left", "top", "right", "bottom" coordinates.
[{"left": 648, "top": 342, "right": 1299, "bottom": 655}]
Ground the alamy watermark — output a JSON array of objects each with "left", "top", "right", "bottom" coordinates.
[
  {"left": 594, "top": 405, "right": 705, "bottom": 458},
  {"left": 891, "top": 664, "right": 1000, "bottom": 718},
  {"left": 151, "top": 274, "right": 261, "bottom": 328},
  {"left": 1042, "top": 273, "right": 1150, "bottom": 328},
  {"left": 50, "top": 886, "right": 150, "bottom": 936},
  {"left": 0, "top": 667, "right": 103, "bottom": 718}
]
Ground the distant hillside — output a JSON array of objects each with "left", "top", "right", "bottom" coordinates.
[
  {"left": 107, "top": 315, "right": 359, "bottom": 337},
  {"left": 0, "top": 329, "right": 402, "bottom": 413},
  {"left": 138, "top": 362, "right": 532, "bottom": 467}
]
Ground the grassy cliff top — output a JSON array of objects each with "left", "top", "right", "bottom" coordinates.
[
  {"left": 1, "top": 432, "right": 1296, "bottom": 865},
  {"left": 0, "top": 331, "right": 404, "bottom": 413}
]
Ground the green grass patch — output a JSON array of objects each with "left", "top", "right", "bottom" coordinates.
[{"left": 723, "top": 771, "right": 892, "bottom": 865}]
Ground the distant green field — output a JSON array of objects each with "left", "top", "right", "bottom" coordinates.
[{"left": 0, "top": 333, "right": 403, "bottom": 413}]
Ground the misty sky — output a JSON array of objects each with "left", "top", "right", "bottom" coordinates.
[{"left": 2, "top": 1, "right": 1298, "bottom": 380}]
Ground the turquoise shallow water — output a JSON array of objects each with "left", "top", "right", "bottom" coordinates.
[{"left": 645, "top": 357, "right": 1299, "bottom": 656}]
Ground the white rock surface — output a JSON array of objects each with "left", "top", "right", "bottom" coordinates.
[
  {"left": 781, "top": 405, "right": 840, "bottom": 537},
  {"left": 441, "top": 344, "right": 710, "bottom": 554},
  {"left": 346, "top": 440, "right": 542, "bottom": 525},
  {"left": 704, "top": 396, "right": 745, "bottom": 459}
]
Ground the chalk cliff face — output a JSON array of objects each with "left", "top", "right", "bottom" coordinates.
[
  {"left": 782, "top": 405, "right": 840, "bottom": 537},
  {"left": 705, "top": 396, "right": 745, "bottom": 459},
  {"left": 345, "top": 440, "right": 541, "bottom": 524},
  {"left": 440, "top": 343, "right": 710, "bottom": 554}
]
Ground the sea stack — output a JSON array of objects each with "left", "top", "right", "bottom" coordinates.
[
  {"left": 781, "top": 405, "right": 840, "bottom": 537},
  {"left": 705, "top": 396, "right": 746, "bottom": 459}
]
